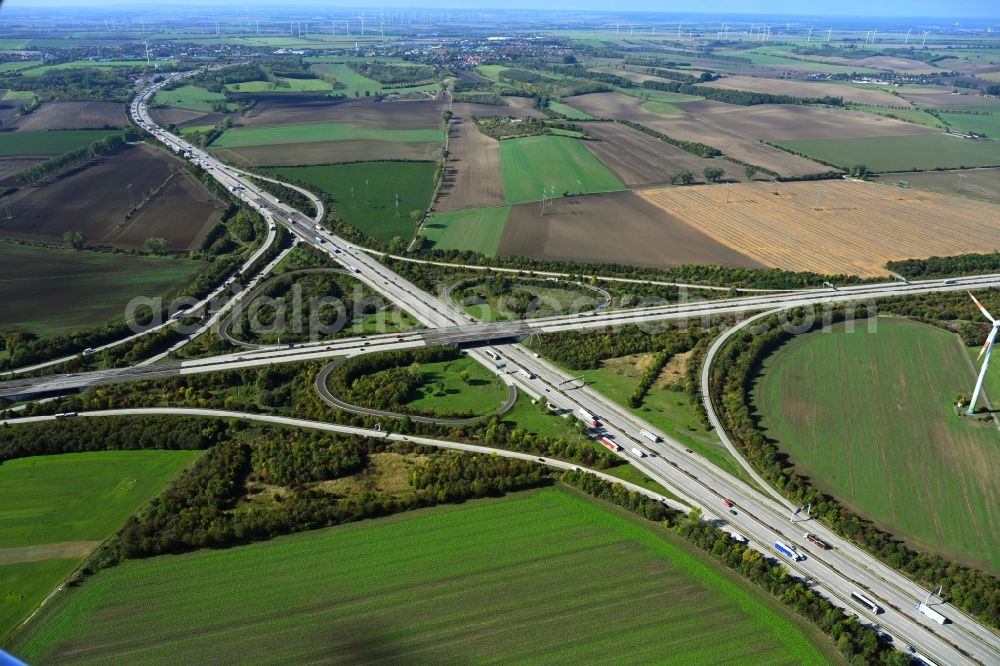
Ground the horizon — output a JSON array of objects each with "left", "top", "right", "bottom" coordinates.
[{"left": 1, "top": 1, "right": 999, "bottom": 21}]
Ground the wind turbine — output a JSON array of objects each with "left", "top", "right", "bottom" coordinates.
[{"left": 966, "top": 292, "right": 999, "bottom": 415}]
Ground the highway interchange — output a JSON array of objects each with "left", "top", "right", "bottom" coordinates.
[{"left": 1, "top": 70, "right": 999, "bottom": 665}]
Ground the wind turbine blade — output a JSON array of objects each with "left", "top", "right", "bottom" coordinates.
[
  {"left": 978, "top": 326, "right": 997, "bottom": 361},
  {"left": 968, "top": 291, "right": 995, "bottom": 323}
]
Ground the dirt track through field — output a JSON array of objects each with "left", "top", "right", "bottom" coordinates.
[
  {"left": 434, "top": 114, "right": 503, "bottom": 211},
  {"left": 497, "top": 191, "right": 763, "bottom": 269},
  {"left": 13, "top": 101, "right": 128, "bottom": 131},
  {"left": 566, "top": 93, "right": 832, "bottom": 177},
  {"left": 637, "top": 180, "right": 1000, "bottom": 276},
  {"left": 0, "top": 541, "right": 100, "bottom": 565},
  {"left": 697, "top": 76, "right": 903, "bottom": 106},
  {"left": 579, "top": 122, "right": 742, "bottom": 187}
]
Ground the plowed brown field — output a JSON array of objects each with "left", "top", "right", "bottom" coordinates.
[
  {"left": 580, "top": 122, "right": 742, "bottom": 187},
  {"left": 637, "top": 180, "right": 1000, "bottom": 276},
  {"left": 240, "top": 98, "right": 443, "bottom": 128},
  {"left": 12, "top": 101, "right": 127, "bottom": 131},
  {"left": 0, "top": 144, "right": 222, "bottom": 251},
  {"left": 497, "top": 191, "right": 763, "bottom": 269},
  {"left": 566, "top": 93, "right": 831, "bottom": 177}
]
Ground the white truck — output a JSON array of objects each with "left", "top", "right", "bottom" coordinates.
[
  {"left": 630, "top": 447, "right": 648, "bottom": 458},
  {"left": 639, "top": 429, "right": 661, "bottom": 443},
  {"left": 518, "top": 368, "right": 535, "bottom": 380},
  {"left": 916, "top": 603, "right": 948, "bottom": 625}
]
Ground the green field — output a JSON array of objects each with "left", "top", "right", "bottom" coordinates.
[
  {"left": 474, "top": 64, "right": 508, "bottom": 81},
  {"left": 938, "top": 112, "right": 1000, "bottom": 138},
  {"left": 753, "top": 318, "right": 1000, "bottom": 571},
  {"left": 422, "top": 206, "right": 510, "bottom": 255},
  {"left": 0, "top": 243, "right": 206, "bottom": 336},
  {"left": 774, "top": 133, "right": 1000, "bottom": 172},
  {"left": 845, "top": 104, "right": 945, "bottom": 129},
  {"left": 225, "top": 77, "right": 333, "bottom": 94},
  {"left": 0, "top": 450, "right": 200, "bottom": 639},
  {"left": 0, "top": 129, "right": 121, "bottom": 157},
  {"left": 499, "top": 135, "right": 626, "bottom": 204},
  {"left": 12, "top": 488, "right": 833, "bottom": 664},
  {"left": 153, "top": 84, "right": 226, "bottom": 112},
  {"left": 402, "top": 354, "right": 508, "bottom": 417},
  {"left": 264, "top": 162, "right": 436, "bottom": 243},
  {"left": 308, "top": 62, "right": 383, "bottom": 96},
  {"left": 549, "top": 101, "right": 594, "bottom": 119},
  {"left": 211, "top": 122, "right": 441, "bottom": 148},
  {"left": 18, "top": 60, "right": 171, "bottom": 77},
  {"left": 0, "top": 61, "right": 41, "bottom": 74}
]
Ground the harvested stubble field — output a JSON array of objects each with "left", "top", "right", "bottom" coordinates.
[
  {"left": 11, "top": 102, "right": 127, "bottom": 131},
  {"left": 898, "top": 89, "right": 998, "bottom": 109},
  {"left": 0, "top": 144, "right": 223, "bottom": 251},
  {"left": 0, "top": 243, "right": 206, "bottom": 336},
  {"left": 753, "top": 318, "right": 1000, "bottom": 571},
  {"left": 501, "top": 95, "right": 546, "bottom": 118},
  {"left": 697, "top": 76, "right": 904, "bottom": 106},
  {"left": 12, "top": 488, "right": 833, "bottom": 665},
  {"left": 637, "top": 180, "right": 1000, "bottom": 277},
  {"left": 240, "top": 97, "right": 443, "bottom": 129},
  {"left": 877, "top": 168, "right": 1000, "bottom": 204},
  {"left": 498, "top": 191, "right": 762, "bottom": 269},
  {"left": 0, "top": 450, "right": 199, "bottom": 640},
  {"left": 434, "top": 113, "right": 503, "bottom": 211},
  {"left": 565, "top": 92, "right": 831, "bottom": 177},
  {"left": 580, "top": 122, "right": 742, "bottom": 187}
]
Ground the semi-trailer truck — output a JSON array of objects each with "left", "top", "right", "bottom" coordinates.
[
  {"left": 518, "top": 368, "right": 535, "bottom": 380},
  {"left": 598, "top": 437, "right": 622, "bottom": 452},
  {"left": 804, "top": 533, "right": 831, "bottom": 550},
  {"left": 630, "top": 447, "right": 648, "bottom": 458},
  {"left": 916, "top": 603, "right": 948, "bottom": 625},
  {"left": 578, "top": 408, "right": 600, "bottom": 428},
  {"left": 774, "top": 542, "right": 804, "bottom": 561},
  {"left": 639, "top": 429, "right": 661, "bottom": 443}
]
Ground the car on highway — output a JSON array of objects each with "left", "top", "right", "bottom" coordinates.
[{"left": 723, "top": 498, "right": 734, "bottom": 508}]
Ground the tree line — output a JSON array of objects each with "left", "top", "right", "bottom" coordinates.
[
  {"left": 709, "top": 305, "right": 1000, "bottom": 629},
  {"left": 641, "top": 79, "right": 844, "bottom": 107},
  {"left": 14, "top": 127, "right": 144, "bottom": 186}
]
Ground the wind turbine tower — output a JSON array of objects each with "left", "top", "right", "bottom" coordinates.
[
  {"left": 966, "top": 292, "right": 999, "bottom": 415},
  {"left": 807, "top": 27, "right": 813, "bottom": 42},
  {"left": 827, "top": 27, "right": 832, "bottom": 41},
  {"left": 905, "top": 29, "right": 911, "bottom": 44}
]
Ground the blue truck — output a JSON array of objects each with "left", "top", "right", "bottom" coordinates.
[{"left": 774, "top": 542, "right": 804, "bottom": 561}]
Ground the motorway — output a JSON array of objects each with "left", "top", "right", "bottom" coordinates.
[{"left": 2, "top": 71, "right": 998, "bottom": 665}]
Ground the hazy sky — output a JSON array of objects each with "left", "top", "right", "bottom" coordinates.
[{"left": 2, "top": 0, "right": 997, "bottom": 19}]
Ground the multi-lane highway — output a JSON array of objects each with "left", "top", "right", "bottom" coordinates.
[{"left": 2, "top": 72, "right": 998, "bottom": 665}]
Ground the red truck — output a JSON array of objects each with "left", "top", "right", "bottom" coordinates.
[
  {"left": 804, "top": 533, "right": 831, "bottom": 550},
  {"left": 598, "top": 437, "right": 622, "bottom": 452}
]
